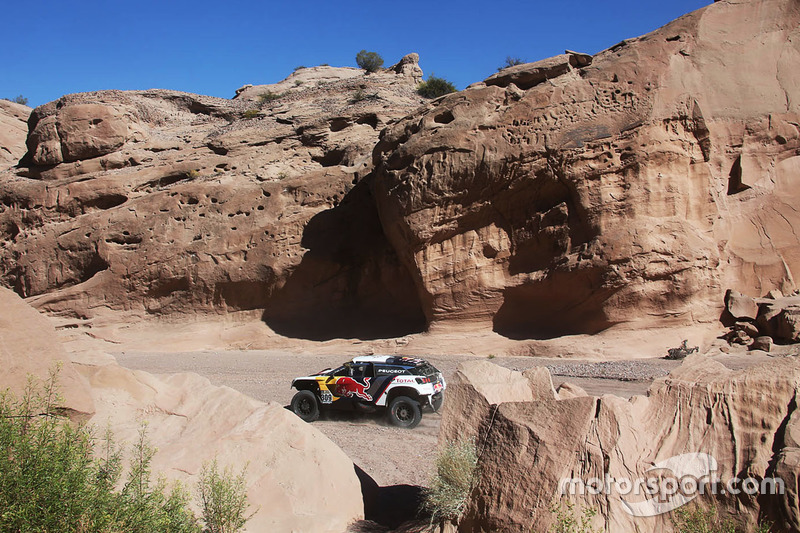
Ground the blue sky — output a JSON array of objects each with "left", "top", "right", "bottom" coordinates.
[{"left": 3, "top": 0, "right": 710, "bottom": 108}]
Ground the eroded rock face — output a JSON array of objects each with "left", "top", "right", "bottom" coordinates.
[
  {"left": 372, "top": 0, "right": 800, "bottom": 338},
  {"left": 0, "top": 65, "right": 428, "bottom": 339},
  {"left": 441, "top": 357, "right": 800, "bottom": 532},
  {"left": 0, "top": 100, "right": 30, "bottom": 170}
]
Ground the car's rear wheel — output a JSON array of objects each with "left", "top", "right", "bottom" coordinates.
[
  {"left": 387, "top": 396, "right": 422, "bottom": 429},
  {"left": 291, "top": 390, "right": 320, "bottom": 422}
]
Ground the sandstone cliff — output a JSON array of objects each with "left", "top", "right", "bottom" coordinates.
[
  {"left": 371, "top": 0, "right": 800, "bottom": 338},
  {"left": 0, "top": 58, "right": 428, "bottom": 339},
  {"left": 1, "top": 0, "right": 798, "bottom": 344}
]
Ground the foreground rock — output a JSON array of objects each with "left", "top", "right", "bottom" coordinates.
[
  {"left": 0, "top": 286, "right": 93, "bottom": 417},
  {"left": 0, "top": 290, "right": 364, "bottom": 532},
  {"left": 440, "top": 357, "right": 800, "bottom": 532},
  {"left": 372, "top": 0, "right": 800, "bottom": 338},
  {"left": 88, "top": 366, "right": 364, "bottom": 532}
]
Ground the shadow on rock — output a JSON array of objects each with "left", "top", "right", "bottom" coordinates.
[
  {"left": 350, "top": 464, "right": 431, "bottom": 533},
  {"left": 262, "top": 179, "right": 427, "bottom": 341}
]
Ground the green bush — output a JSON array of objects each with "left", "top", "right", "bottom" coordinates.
[
  {"left": 549, "top": 501, "right": 598, "bottom": 533},
  {"left": 198, "top": 459, "right": 253, "bottom": 533},
  {"left": 671, "top": 503, "right": 772, "bottom": 533},
  {"left": 417, "top": 75, "right": 457, "bottom": 99},
  {"left": 256, "top": 91, "right": 283, "bottom": 106},
  {"left": 0, "top": 368, "right": 251, "bottom": 533},
  {"left": 498, "top": 56, "right": 525, "bottom": 71},
  {"left": 423, "top": 437, "right": 478, "bottom": 523},
  {"left": 355, "top": 50, "right": 384, "bottom": 73},
  {"left": 3, "top": 95, "right": 28, "bottom": 105},
  {"left": 242, "top": 109, "right": 260, "bottom": 119}
]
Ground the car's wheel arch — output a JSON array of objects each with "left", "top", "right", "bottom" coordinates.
[
  {"left": 384, "top": 386, "right": 421, "bottom": 406},
  {"left": 293, "top": 380, "right": 320, "bottom": 393}
]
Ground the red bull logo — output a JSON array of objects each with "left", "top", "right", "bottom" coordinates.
[{"left": 334, "top": 377, "right": 372, "bottom": 401}]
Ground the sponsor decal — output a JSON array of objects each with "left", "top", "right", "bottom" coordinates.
[
  {"left": 377, "top": 368, "right": 406, "bottom": 375},
  {"left": 334, "top": 377, "right": 373, "bottom": 401}
]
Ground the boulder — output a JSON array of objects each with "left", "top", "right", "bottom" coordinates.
[
  {"left": 725, "top": 290, "right": 759, "bottom": 320},
  {"left": 0, "top": 289, "right": 364, "bottom": 531},
  {"left": 556, "top": 381, "right": 588, "bottom": 399},
  {"left": 439, "top": 360, "right": 546, "bottom": 445},
  {"left": 750, "top": 335, "right": 773, "bottom": 352},
  {"left": 484, "top": 54, "right": 581, "bottom": 90},
  {"left": 443, "top": 357, "right": 800, "bottom": 532},
  {"left": 27, "top": 102, "right": 138, "bottom": 166},
  {"left": 777, "top": 307, "right": 800, "bottom": 342},
  {"left": 389, "top": 53, "right": 424, "bottom": 83}
]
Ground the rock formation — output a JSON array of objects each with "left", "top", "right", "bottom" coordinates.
[
  {"left": 0, "top": 99, "right": 30, "bottom": 170},
  {"left": 371, "top": 0, "right": 800, "bottom": 338},
  {"left": 0, "top": 60, "right": 429, "bottom": 339},
  {"left": 0, "top": 285, "right": 364, "bottom": 532},
  {"left": 722, "top": 288, "right": 800, "bottom": 349},
  {"left": 440, "top": 357, "right": 800, "bottom": 532}
]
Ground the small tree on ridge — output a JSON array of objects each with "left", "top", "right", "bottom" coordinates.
[{"left": 356, "top": 50, "right": 384, "bottom": 73}]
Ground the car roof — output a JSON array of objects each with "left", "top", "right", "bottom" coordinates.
[{"left": 351, "top": 355, "right": 428, "bottom": 367}]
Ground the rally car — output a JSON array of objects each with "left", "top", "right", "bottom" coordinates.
[{"left": 290, "top": 356, "right": 446, "bottom": 429}]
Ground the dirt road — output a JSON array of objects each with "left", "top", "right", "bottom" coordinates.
[{"left": 113, "top": 350, "right": 692, "bottom": 487}]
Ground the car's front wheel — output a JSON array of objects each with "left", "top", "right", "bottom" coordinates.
[
  {"left": 387, "top": 396, "right": 422, "bottom": 429},
  {"left": 291, "top": 390, "right": 320, "bottom": 422}
]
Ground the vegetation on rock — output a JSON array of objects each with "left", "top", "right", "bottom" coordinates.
[
  {"left": 356, "top": 50, "right": 384, "bottom": 73},
  {"left": 498, "top": 56, "right": 525, "bottom": 71},
  {"left": 423, "top": 437, "right": 478, "bottom": 523},
  {"left": 0, "top": 368, "right": 251, "bottom": 533},
  {"left": 416, "top": 74, "right": 457, "bottom": 99},
  {"left": 198, "top": 459, "right": 253, "bottom": 533},
  {"left": 3, "top": 95, "right": 28, "bottom": 105}
]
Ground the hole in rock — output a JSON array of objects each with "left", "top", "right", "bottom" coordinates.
[{"left": 433, "top": 110, "right": 455, "bottom": 124}]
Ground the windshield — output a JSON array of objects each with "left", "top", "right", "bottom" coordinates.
[{"left": 408, "top": 363, "right": 439, "bottom": 377}]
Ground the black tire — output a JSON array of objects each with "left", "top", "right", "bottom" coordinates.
[
  {"left": 387, "top": 396, "right": 422, "bottom": 429},
  {"left": 431, "top": 393, "right": 444, "bottom": 412},
  {"left": 291, "top": 390, "right": 320, "bottom": 422}
]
